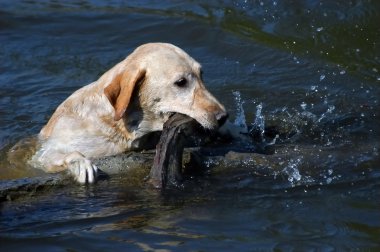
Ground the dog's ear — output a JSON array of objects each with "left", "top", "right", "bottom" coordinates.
[{"left": 104, "top": 64, "right": 146, "bottom": 121}]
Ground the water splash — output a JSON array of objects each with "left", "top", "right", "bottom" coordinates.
[
  {"left": 317, "top": 105, "right": 335, "bottom": 122},
  {"left": 250, "top": 103, "right": 265, "bottom": 142},
  {"left": 282, "top": 158, "right": 302, "bottom": 185},
  {"left": 232, "top": 91, "right": 248, "bottom": 132},
  {"left": 320, "top": 168, "right": 342, "bottom": 185}
]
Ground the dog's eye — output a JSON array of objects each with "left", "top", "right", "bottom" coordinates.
[{"left": 174, "top": 78, "right": 187, "bottom": 87}]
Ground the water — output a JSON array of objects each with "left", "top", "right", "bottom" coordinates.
[
  {"left": 232, "top": 90, "right": 248, "bottom": 133},
  {"left": 1, "top": 0, "right": 380, "bottom": 250}
]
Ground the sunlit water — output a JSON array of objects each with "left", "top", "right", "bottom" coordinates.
[{"left": 1, "top": 0, "right": 379, "bottom": 250}]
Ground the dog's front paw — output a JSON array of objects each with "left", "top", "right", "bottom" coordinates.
[
  {"left": 65, "top": 152, "right": 98, "bottom": 184},
  {"left": 69, "top": 158, "right": 98, "bottom": 184}
]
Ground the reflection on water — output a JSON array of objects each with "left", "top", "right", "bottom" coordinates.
[{"left": 0, "top": 0, "right": 379, "bottom": 250}]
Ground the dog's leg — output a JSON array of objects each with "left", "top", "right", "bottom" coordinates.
[{"left": 31, "top": 148, "right": 98, "bottom": 184}]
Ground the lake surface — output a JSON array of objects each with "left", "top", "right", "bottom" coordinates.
[{"left": 1, "top": 0, "right": 379, "bottom": 251}]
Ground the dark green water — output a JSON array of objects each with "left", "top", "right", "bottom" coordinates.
[{"left": 1, "top": 0, "right": 379, "bottom": 251}]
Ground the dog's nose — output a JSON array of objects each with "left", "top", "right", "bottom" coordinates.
[{"left": 216, "top": 111, "right": 228, "bottom": 127}]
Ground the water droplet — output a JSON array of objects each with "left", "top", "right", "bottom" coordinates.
[
  {"left": 300, "top": 102, "right": 307, "bottom": 110},
  {"left": 327, "top": 105, "right": 335, "bottom": 113},
  {"left": 328, "top": 169, "right": 333, "bottom": 175},
  {"left": 316, "top": 27, "right": 324, "bottom": 32},
  {"left": 320, "top": 74, "right": 325, "bottom": 81},
  {"left": 340, "top": 70, "right": 346, "bottom": 75},
  {"left": 293, "top": 56, "right": 299, "bottom": 63}
]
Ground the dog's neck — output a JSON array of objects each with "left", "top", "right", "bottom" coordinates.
[{"left": 116, "top": 93, "right": 166, "bottom": 149}]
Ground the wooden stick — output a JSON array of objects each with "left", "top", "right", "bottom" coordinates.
[{"left": 149, "top": 113, "right": 195, "bottom": 189}]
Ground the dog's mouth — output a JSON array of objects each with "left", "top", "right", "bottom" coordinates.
[
  {"left": 167, "top": 112, "right": 176, "bottom": 117},
  {"left": 166, "top": 112, "right": 195, "bottom": 124}
]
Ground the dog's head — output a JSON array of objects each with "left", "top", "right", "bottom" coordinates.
[{"left": 104, "top": 43, "right": 228, "bottom": 132}]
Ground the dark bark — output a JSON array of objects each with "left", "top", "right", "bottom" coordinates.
[{"left": 148, "top": 113, "right": 197, "bottom": 189}]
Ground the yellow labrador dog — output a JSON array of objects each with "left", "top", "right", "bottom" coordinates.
[{"left": 30, "top": 43, "right": 228, "bottom": 183}]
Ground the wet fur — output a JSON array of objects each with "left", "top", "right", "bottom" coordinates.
[{"left": 29, "top": 43, "right": 227, "bottom": 183}]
